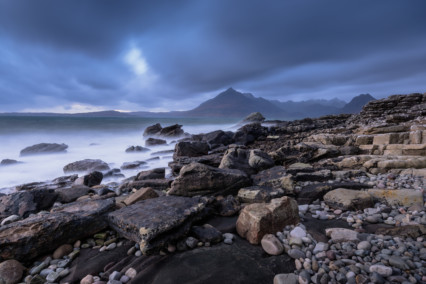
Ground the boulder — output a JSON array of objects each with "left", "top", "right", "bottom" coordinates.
[
  {"left": 323, "top": 188, "right": 373, "bottom": 211},
  {"left": 0, "top": 189, "right": 58, "bottom": 219},
  {"left": 252, "top": 166, "right": 294, "bottom": 195},
  {"left": 158, "top": 124, "right": 184, "bottom": 137},
  {"left": 14, "top": 174, "right": 78, "bottom": 191},
  {"left": 55, "top": 185, "right": 90, "bottom": 203},
  {"left": 234, "top": 123, "right": 267, "bottom": 145},
  {"left": 169, "top": 153, "right": 223, "bottom": 176},
  {"left": 83, "top": 171, "right": 103, "bottom": 187},
  {"left": 119, "top": 179, "right": 172, "bottom": 192},
  {"left": 219, "top": 147, "right": 273, "bottom": 175},
  {"left": 212, "top": 195, "right": 241, "bottom": 216},
  {"left": 145, "top": 138, "right": 167, "bottom": 146},
  {"left": 108, "top": 196, "right": 209, "bottom": 254},
  {"left": 297, "top": 182, "right": 370, "bottom": 204},
  {"left": 136, "top": 168, "right": 165, "bottom": 180},
  {"left": 193, "top": 130, "right": 234, "bottom": 148},
  {"left": 20, "top": 143, "right": 68, "bottom": 156},
  {"left": 190, "top": 225, "right": 223, "bottom": 243},
  {"left": 125, "top": 146, "right": 149, "bottom": 153},
  {"left": 0, "top": 198, "right": 115, "bottom": 261},
  {"left": 63, "top": 159, "right": 110, "bottom": 173},
  {"left": 0, "top": 259, "right": 25, "bottom": 284},
  {"left": 122, "top": 187, "right": 159, "bottom": 206},
  {"left": 236, "top": 197, "right": 299, "bottom": 244},
  {"left": 174, "top": 141, "right": 209, "bottom": 158},
  {"left": 168, "top": 162, "right": 251, "bottom": 197},
  {"left": 143, "top": 123, "right": 162, "bottom": 137},
  {"left": 368, "top": 189, "right": 424, "bottom": 207}
]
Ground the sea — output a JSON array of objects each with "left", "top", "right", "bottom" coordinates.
[{"left": 0, "top": 116, "right": 239, "bottom": 194}]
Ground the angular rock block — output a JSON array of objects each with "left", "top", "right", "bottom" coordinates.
[
  {"left": 236, "top": 197, "right": 299, "bottom": 244},
  {"left": 323, "top": 188, "right": 373, "bottom": 211},
  {"left": 108, "top": 196, "right": 209, "bottom": 254},
  {"left": 168, "top": 162, "right": 251, "bottom": 197},
  {"left": 368, "top": 189, "right": 424, "bottom": 207},
  {"left": 0, "top": 199, "right": 115, "bottom": 261}
]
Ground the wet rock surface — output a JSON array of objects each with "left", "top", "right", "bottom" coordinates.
[{"left": 20, "top": 143, "right": 68, "bottom": 156}]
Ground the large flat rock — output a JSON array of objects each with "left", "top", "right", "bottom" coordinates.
[
  {"left": 0, "top": 198, "right": 115, "bottom": 262},
  {"left": 108, "top": 196, "right": 209, "bottom": 254}
]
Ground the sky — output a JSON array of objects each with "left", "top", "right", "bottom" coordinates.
[{"left": 0, "top": 1, "right": 425, "bottom": 113}]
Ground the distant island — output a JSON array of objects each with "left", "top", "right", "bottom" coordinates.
[{"left": 0, "top": 88, "right": 376, "bottom": 120}]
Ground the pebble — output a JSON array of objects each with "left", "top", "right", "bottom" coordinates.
[
  {"left": 261, "top": 234, "right": 283, "bottom": 255},
  {"left": 287, "top": 248, "right": 305, "bottom": 259},
  {"left": 273, "top": 273, "right": 298, "bottom": 284},
  {"left": 106, "top": 243, "right": 117, "bottom": 250},
  {"left": 289, "top": 227, "right": 306, "bottom": 238},
  {"left": 185, "top": 237, "right": 198, "bottom": 249},
  {"left": 357, "top": 241, "right": 371, "bottom": 251},
  {"left": 81, "top": 274, "right": 94, "bottom": 284},
  {"left": 370, "top": 264, "right": 392, "bottom": 276},
  {"left": 125, "top": 268, "right": 137, "bottom": 279},
  {"left": 313, "top": 242, "right": 328, "bottom": 254},
  {"left": 0, "top": 214, "right": 20, "bottom": 226}
]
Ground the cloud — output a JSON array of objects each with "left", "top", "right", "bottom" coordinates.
[{"left": 0, "top": 0, "right": 425, "bottom": 112}]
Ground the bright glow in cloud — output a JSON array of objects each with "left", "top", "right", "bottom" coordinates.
[
  {"left": 21, "top": 103, "right": 107, "bottom": 114},
  {"left": 124, "top": 48, "right": 148, "bottom": 75}
]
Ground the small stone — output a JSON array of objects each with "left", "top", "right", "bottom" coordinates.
[
  {"left": 298, "top": 270, "right": 311, "bottom": 284},
  {"left": 273, "top": 273, "right": 298, "bottom": 284},
  {"left": 295, "top": 259, "right": 302, "bottom": 270},
  {"left": 167, "top": 244, "right": 176, "bottom": 253},
  {"left": 370, "top": 272, "right": 385, "bottom": 284},
  {"left": 80, "top": 274, "right": 94, "bottom": 284},
  {"left": 135, "top": 250, "right": 142, "bottom": 257},
  {"left": 185, "top": 237, "right": 198, "bottom": 249},
  {"left": 0, "top": 214, "right": 20, "bottom": 226},
  {"left": 313, "top": 242, "right": 329, "bottom": 254},
  {"left": 287, "top": 248, "right": 305, "bottom": 259},
  {"left": 53, "top": 244, "right": 73, "bottom": 259},
  {"left": 125, "top": 267, "right": 137, "bottom": 279},
  {"left": 0, "top": 259, "right": 25, "bottom": 284},
  {"left": 355, "top": 274, "right": 369, "bottom": 284},
  {"left": 120, "top": 275, "right": 130, "bottom": 283},
  {"left": 261, "top": 234, "right": 284, "bottom": 255},
  {"left": 127, "top": 247, "right": 136, "bottom": 255},
  {"left": 289, "top": 237, "right": 303, "bottom": 246},
  {"left": 223, "top": 233, "right": 235, "bottom": 240},
  {"left": 357, "top": 241, "right": 371, "bottom": 251},
  {"left": 290, "top": 227, "right": 306, "bottom": 238},
  {"left": 224, "top": 239, "right": 233, "bottom": 245},
  {"left": 46, "top": 271, "right": 60, "bottom": 282},
  {"left": 74, "top": 240, "right": 81, "bottom": 248},
  {"left": 389, "top": 255, "right": 409, "bottom": 270},
  {"left": 109, "top": 271, "right": 121, "bottom": 281},
  {"left": 106, "top": 243, "right": 117, "bottom": 250},
  {"left": 370, "top": 264, "right": 392, "bottom": 277}
]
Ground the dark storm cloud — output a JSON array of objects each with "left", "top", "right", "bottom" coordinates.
[{"left": 0, "top": 0, "right": 425, "bottom": 112}]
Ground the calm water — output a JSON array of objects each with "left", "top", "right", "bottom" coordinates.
[{"left": 0, "top": 116, "right": 238, "bottom": 193}]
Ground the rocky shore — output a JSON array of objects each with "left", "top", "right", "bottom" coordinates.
[{"left": 0, "top": 93, "right": 425, "bottom": 284}]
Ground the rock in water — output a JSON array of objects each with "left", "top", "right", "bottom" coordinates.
[
  {"left": 108, "top": 196, "right": 209, "bottom": 254},
  {"left": 63, "top": 159, "right": 110, "bottom": 173},
  {"left": 20, "top": 143, "right": 68, "bottom": 156},
  {"left": 241, "top": 112, "right": 265, "bottom": 123},
  {"left": 83, "top": 171, "right": 103, "bottom": 187},
  {"left": 0, "top": 199, "right": 115, "bottom": 261},
  {"left": 0, "top": 259, "right": 25, "bottom": 284},
  {"left": 236, "top": 197, "right": 299, "bottom": 244},
  {"left": 168, "top": 162, "right": 252, "bottom": 197},
  {"left": 0, "top": 159, "right": 20, "bottom": 166},
  {"left": 145, "top": 138, "right": 167, "bottom": 146},
  {"left": 143, "top": 123, "right": 163, "bottom": 137},
  {"left": 136, "top": 168, "right": 165, "bottom": 180},
  {"left": 159, "top": 124, "right": 184, "bottom": 137}
]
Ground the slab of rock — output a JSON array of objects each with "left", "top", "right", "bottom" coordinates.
[
  {"left": 238, "top": 186, "right": 284, "bottom": 203},
  {"left": 252, "top": 166, "right": 294, "bottom": 195},
  {"left": 168, "top": 162, "right": 251, "bottom": 197},
  {"left": 14, "top": 174, "right": 78, "bottom": 191},
  {"left": 0, "top": 259, "right": 25, "bottom": 284},
  {"left": 0, "top": 189, "right": 58, "bottom": 219},
  {"left": 55, "top": 185, "right": 90, "bottom": 203},
  {"left": 368, "top": 188, "right": 424, "bottom": 207},
  {"left": 158, "top": 124, "right": 184, "bottom": 137},
  {"left": 108, "top": 196, "right": 209, "bottom": 254},
  {"left": 375, "top": 224, "right": 426, "bottom": 239},
  {"left": 145, "top": 138, "right": 167, "bottom": 146},
  {"left": 119, "top": 179, "right": 172, "bottom": 192},
  {"left": 63, "top": 159, "right": 110, "bottom": 173},
  {"left": 192, "top": 130, "right": 234, "bottom": 148},
  {"left": 297, "top": 182, "right": 371, "bottom": 204},
  {"left": 236, "top": 197, "right": 299, "bottom": 244},
  {"left": 323, "top": 188, "right": 373, "bottom": 211},
  {"left": 123, "top": 187, "right": 159, "bottom": 206},
  {"left": 169, "top": 153, "right": 223, "bottom": 175},
  {"left": 0, "top": 198, "right": 114, "bottom": 261},
  {"left": 174, "top": 141, "right": 208, "bottom": 158},
  {"left": 20, "top": 143, "right": 68, "bottom": 156},
  {"left": 136, "top": 168, "right": 165, "bottom": 181},
  {"left": 120, "top": 161, "right": 147, "bottom": 170}
]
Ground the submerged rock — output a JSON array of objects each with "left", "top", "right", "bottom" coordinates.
[
  {"left": 145, "top": 138, "right": 167, "bottom": 146},
  {"left": 0, "top": 159, "right": 20, "bottom": 166},
  {"left": 20, "top": 143, "right": 68, "bottom": 156},
  {"left": 63, "top": 159, "right": 110, "bottom": 173}
]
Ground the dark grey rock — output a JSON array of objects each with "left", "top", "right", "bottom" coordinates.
[
  {"left": 136, "top": 168, "right": 165, "bottom": 181},
  {"left": 125, "top": 146, "right": 149, "bottom": 153},
  {"left": 143, "top": 123, "right": 162, "bottom": 137},
  {"left": 20, "top": 143, "right": 68, "bottom": 156},
  {"left": 63, "top": 159, "right": 110, "bottom": 173},
  {"left": 145, "top": 138, "right": 167, "bottom": 146},
  {"left": 174, "top": 141, "right": 209, "bottom": 158},
  {"left": 83, "top": 171, "right": 103, "bottom": 187}
]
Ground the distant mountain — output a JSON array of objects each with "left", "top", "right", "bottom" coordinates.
[
  {"left": 184, "top": 88, "right": 286, "bottom": 118},
  {"left": 0, "top": 89, "right": 377, "bottom": 120},
  {"left": 339, "top": 94, "right": 376, "bottom": 114}
]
